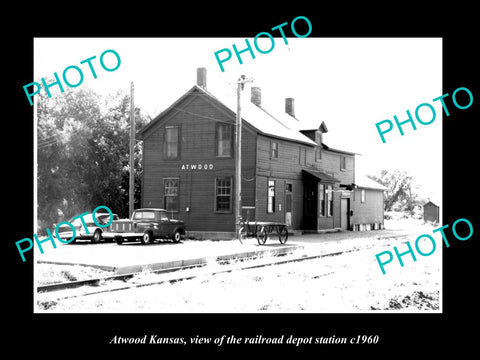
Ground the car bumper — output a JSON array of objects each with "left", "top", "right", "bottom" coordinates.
[
  {"left": 55, "top": 231, "right": 106, "bottom": 240},
  {"left": 111, "top": 232, "right": 144, "bottom": 238},
  {"left": 101, "top": 232, "right": 115, "bottom": 239},
  {"left": 54, "top": 231, "right": 90, "bottom": 240}
]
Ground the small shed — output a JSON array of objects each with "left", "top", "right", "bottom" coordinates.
[{"left": 423, "top": 201, "right": 440, "bottom": 223}]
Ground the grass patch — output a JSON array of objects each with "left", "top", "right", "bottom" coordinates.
[{"left": 36, "top": 263, "right": 113, "bottom": 286}]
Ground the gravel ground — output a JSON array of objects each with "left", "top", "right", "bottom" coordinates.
[{"left": 37, "top": 220, "right": 442, "bottom": 313}]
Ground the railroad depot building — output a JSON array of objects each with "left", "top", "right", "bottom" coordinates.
[{"left": 139, "top": 69, "right": 386, "bottom": 238}]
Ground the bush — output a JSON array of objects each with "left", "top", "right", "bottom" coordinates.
[{"left": 384, "top": 210, "right": 414, "bottom": 220}]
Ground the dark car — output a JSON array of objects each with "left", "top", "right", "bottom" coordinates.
[{"left": 107, "top": 208, "right": 186, "bottom": 245}]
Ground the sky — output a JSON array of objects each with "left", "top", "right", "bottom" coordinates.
[{"left": 34, "top": 37, "right": 442, "bottom": 203}]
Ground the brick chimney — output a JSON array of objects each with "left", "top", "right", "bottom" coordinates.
[
  {"left": 197, "top": 67, "right": 207, "bottom": 89},
  {"left": 251, "top": 86, "right": 261, "bottom": 107},
  {"left": 285, "top": 98, "right": 295, "bottom": 117}
]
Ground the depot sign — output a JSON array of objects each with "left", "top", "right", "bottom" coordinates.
[{"left": 180, "top": 163, "right": 214, "bottom": 170}]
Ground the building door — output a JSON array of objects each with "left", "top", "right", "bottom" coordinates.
[
  {"left": 285, "top": 183, "right": 292, "bottom": 226},
  {"left": 303, "top": 181, "right": 317, "bottom": 230},
  {"left": 340, "top": 198, "right": 349, "bottom": 230}
]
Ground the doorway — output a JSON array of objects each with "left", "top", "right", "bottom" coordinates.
[{"left": 303, "top": 181, "right": 317, "bottom": 230}]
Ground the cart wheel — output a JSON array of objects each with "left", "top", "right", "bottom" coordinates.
[
  {"left": 257, "top": 226, "right": 267, "bottom": 245},
  {"left": 278, "top": 226, "right": 288, "bottom": 244},
  {"left": 238, "top": 226, "right": 245, "bottom": 244}
]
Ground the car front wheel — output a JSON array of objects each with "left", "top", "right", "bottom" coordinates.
[
  {"left": 172, "top": 231, "right": 182, "bottom": 243},
  {"left": 141, "top": 231, "right": 153, "bottom": 245},
  {"left": 92, "top": 229, "right": 102, "bottom": 243}
]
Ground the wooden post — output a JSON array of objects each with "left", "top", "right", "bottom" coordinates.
[
  {"left": 235, "top": 77, "right": 243, "bottom": 240},
  {"left": 235, "top": 75, "right": 253, "bottom": 240},
  {"left": 129, "top": 82, "right": 135, "bottom": 217}
]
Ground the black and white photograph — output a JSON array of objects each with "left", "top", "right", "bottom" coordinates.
[
  {"left": 32, "top": 37, "right": 443, "bottom": 313},
  {"left": 7, "top": 7, "right": 478, "bottom": 356}
]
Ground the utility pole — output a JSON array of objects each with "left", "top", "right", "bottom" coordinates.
[
  {"left": 235, "top": 75, "right": 253, "bottom": 240},
  {"left": 129, "top": 82, "right": 135, "bottom": 217}
]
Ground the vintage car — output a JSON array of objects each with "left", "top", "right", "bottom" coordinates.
[
  {"left": 55, "top": 213, "right": 119, "bottom": 243},
  {"left": 107, "top": 208, "right": 186, "bottom": 245}
]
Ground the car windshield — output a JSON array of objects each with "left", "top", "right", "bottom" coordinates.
[
  {"left": 70, "top": 215, "right": 95, "bottom": 227},
  {"left": 159, "top": 212, "right": 168, "bottom": 220},
  {"left": 97, "top": 213, "right": 117, "bottom": 224},
  {"left": 133, "top": 211, "right": 156, "bottom": 220}
]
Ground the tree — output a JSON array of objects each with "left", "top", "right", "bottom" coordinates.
[
  {"left": 367, "top": 169, "right": 419, "bottom": 215},
  {"left": 37, "top": 85, "right": 149, "bottom": 229}
]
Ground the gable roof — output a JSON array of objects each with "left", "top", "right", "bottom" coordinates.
[
  {"left": 300, "top": 120, "right": 329, "bottom": 133},
  {"left": 238, "top": 99, "right": 317, "bottom": 146},
  {"left": 139, "top": 85, "right": 317, "bottom": 146}
]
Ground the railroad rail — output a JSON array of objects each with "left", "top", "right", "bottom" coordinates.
[{"left": 37, "top": 237, "right": 408, "bottom": 301}]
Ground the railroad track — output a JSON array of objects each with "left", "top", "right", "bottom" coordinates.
[{"left": 37, "top": 236, "right": 408, "bottom": 301}]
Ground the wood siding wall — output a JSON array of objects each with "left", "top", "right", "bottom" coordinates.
[
  {"left": 351, "top": 188, "right": 384, "bottom": 224},
  {"left": 142, "top": 92, "right": 256, "bottom": 232},
  {"left": 140, "top": 88, "right": 384, "bottom": 234},
  {"left": 319, "top": 149, "right": 354, "bottom": 185},
  {"left": 255, "top": 135, "right": 308, "bottom": 229},
  {"left": 254, "top": 135, "right": 355, "bottom": 230},
  {"left": 424, "top": 203, "right": 439, "bottom": 222}
]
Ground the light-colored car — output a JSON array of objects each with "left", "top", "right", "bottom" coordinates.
[{"left": 55, "top": 213, "right": 119, "bottom": 243}]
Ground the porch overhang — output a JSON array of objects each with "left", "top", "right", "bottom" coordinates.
[{"left": 302, "top": 169, "right": 340, "bottom": 183}]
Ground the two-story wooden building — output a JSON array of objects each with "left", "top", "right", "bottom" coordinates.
[{"left": 139, "top": 68, "right": 386, "bottom": 238}]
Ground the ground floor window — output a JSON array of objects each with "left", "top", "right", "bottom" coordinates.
[
  {"left": 319, "top": 183, "right": 325, "bottom": 216},
  {"left": 326, "top": 184, "right": 333, "bottom": 216},
  {"left": 319, "top": 183, "right": 333, "bottom": 216},
  {"left": 164, "top": 178, "right": 179, "bottom": 212},
  {"left": 267, "top": 179, "right": 276, "bottom": 213},
  {"left": 215, "top": 177, "right": 232, "bottom": 212}
]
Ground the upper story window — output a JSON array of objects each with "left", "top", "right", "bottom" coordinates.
[
  {"left": 315, "top": 131, "right": 322, "bottom": 144},
  {"left": 340, "top": 156, "right": 347, "bottom": 171},
  {"left": 270, "top": 141, "right": 278, "bottom": 159},
  {"left": 216, "top": 123, "right": 233, "bottom": 157},
  {"left": 164, "top": 126, "right": 180, "bottom": 159},
  {"left": 315, "top": 147, "right": 322, "bottom": 162},
  {"left": 299, "top": 147, "right": 306, "bottom": 165}
]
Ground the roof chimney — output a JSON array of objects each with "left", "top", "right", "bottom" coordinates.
[
  {"left": 197, "top": 67, "right": 207, "bottom": 89},
  {"left": 251, "top": 86, "right": 261, "bottom": 107},
  {"left": 285, "top": 98, "right": 295, "bottom": 117}
]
